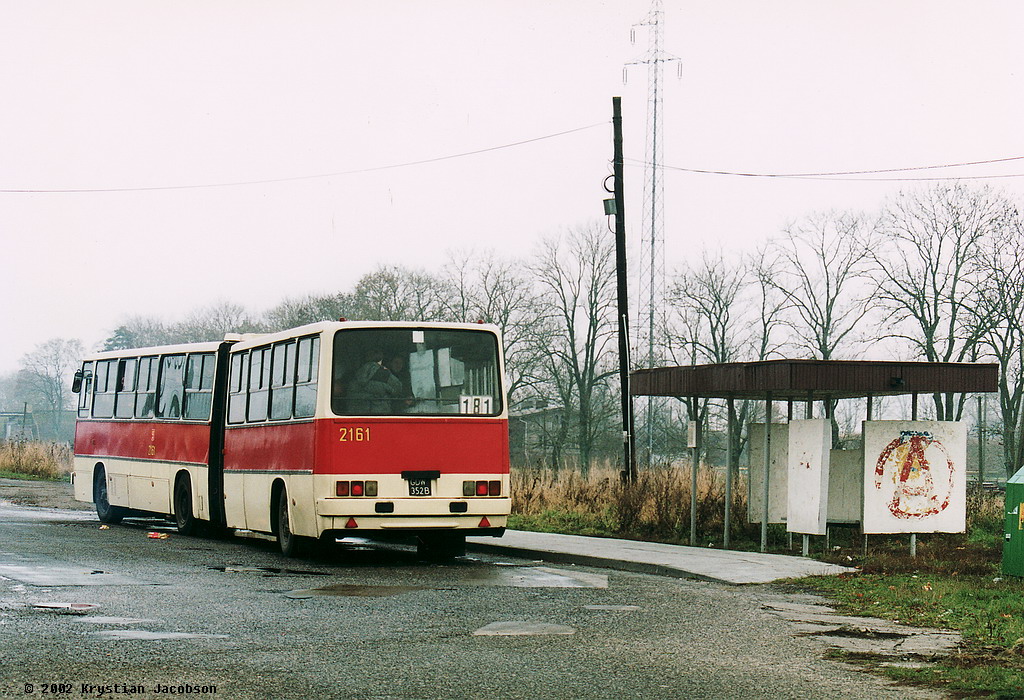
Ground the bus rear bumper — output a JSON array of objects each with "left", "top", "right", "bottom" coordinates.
[{"left": 318, "top": 514, "right": 508, "bottom": 533}]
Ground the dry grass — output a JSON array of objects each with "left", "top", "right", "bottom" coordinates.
[
  {"left": 511, "top": 463, "right": 749, "bottom": 545},
  {"left": 0, "top": 441, "right": 72, "bottom": 480}
]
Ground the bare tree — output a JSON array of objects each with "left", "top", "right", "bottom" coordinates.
[
  {"left": 0, "top": 372, "right": 22, "bottom": 412},
  {"left": 670, "top": 252, "right": 786, "bottom": 468},
  {"left": 263, "top": 293, "right": 347, "bottom": 330},
  {"left": 870, "top": 184, "right": 1016, "bottom": 420},
  {"left": 440, "top": 250, "right": 545, "bottom": 408},
  {"left": 977, "top": 213, "right": 1024, "bottom": 475},
  {"left": 759, "top": 210, "right": 875, "bottom": 361},
  {"left": 177, "top": 301, "right": 263, "bottom": 342},
  {"left": 529, "top": 222, "right": 618, "bottom": 471},
  {"left": 103, "top": 316, "right": 175, "bottom": 350},
  {"left": 17, "top": 338, "right": 84, "bottom": 436},
  {"left": 343, "top": 265, "right": 450, "bottom": 322}
]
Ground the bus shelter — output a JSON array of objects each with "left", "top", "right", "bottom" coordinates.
[{"left": 631, "top": 359, "right": 999, "bottom": 553}]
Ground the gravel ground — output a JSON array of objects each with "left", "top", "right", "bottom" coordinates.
[{"left": 0, "top": 477, "right": 90, "bottom": 512}]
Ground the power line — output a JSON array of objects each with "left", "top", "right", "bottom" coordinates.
[
  {"left": 627, "top": 155, "right": 1024, "bottom": 182},
  {"left": 0, "top": 122, "right": 608, "bottom": 194}
]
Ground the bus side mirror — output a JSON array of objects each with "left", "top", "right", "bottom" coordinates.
[{"left": 72, "top": 369, "right": 86, "bottom": 393}]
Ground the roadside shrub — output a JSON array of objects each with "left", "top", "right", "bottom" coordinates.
[
  {"left": 0, "top": 441, "right": 72, "bottom": 479},
  {"left": 511, "top": 462, "right": 749, "bottom": 545}
]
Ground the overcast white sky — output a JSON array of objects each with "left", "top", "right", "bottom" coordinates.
[{"left": 1, "top": 1, "right": 1022, "bottom": 375}]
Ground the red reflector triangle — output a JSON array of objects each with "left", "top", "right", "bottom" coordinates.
[
  {"left": 345, "top": 517, "right": 358, "bottom": 529},
  {"left": 479, "top": 516, "right": 491, "bottom": 528}
]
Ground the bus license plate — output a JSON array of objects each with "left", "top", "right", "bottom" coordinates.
[{"left": 408, "top": 479, "right": 431, "bottom": 496}]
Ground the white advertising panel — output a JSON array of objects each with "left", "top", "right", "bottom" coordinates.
[
  {"left": 827, "top": 449, "right": 863, "bottom": 524},
  {"left": 748, "top": 423, "right": 788, "bottom": 524},
  {"left": 862, "top": 421, "right": 967, "bottom": 534},
  {"left": 786, "top": 419, "right": 831, "bottom": 535}
]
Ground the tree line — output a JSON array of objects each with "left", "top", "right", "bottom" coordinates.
[{"left": 5, "top": 183, "right": 1022, "bottom": 477}]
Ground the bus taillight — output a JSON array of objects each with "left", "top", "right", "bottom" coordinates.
[
  {"left": 336, "top": 481, "right": 377, "bottom": 497},
  {"left": 464, "top": 480, "right": 502, "bottom": 497}
]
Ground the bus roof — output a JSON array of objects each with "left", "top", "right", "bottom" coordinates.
[
  {"left": 230, "top": 320, "right": 501, "bottom": 352},
  {"left": 81, "top": 340, "right": 225, "bottom": 362},
  {"left": 81, "top": 321, "right": 502, "bottom": 361}
]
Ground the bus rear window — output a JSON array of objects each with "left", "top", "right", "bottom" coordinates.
[{"left": 331, "top": 329, "right": 502, "bottom": 417}]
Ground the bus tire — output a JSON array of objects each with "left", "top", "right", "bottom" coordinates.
[
  {"left": 416, "top": 532, "right": 466, "bottom": 561},
  {"left": 93, "top": 466, "right": 125, "bottom": 525},
  {"left": 276, "top": 489, "right": 305, "bottom": 558},
  {"left": 173, "top": 475, "right": 199, "bottom": 536}
]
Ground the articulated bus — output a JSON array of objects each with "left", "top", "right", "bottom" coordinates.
[{"left": 71, "top": 321, "right": 510, "bottom": 558}]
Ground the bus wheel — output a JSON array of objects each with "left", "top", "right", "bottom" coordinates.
[
  {"left": 276, "top": 489, "right": 303, "bottom": 558},
  {"left": 93, "top": 466, "right": 125, "bottom": 525},
  {"left": 417, "top": 533, "right": 466, "bottom": 561},
  {"left": 173, "top": 476, "right": 199, "bottom": 536}
]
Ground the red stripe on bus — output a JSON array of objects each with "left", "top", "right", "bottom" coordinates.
[
  {"left": 73, "top": 420, "right": 211, "bottom": 464},
  {"left": 314, "top": 418, "right": 510, "bottom": 475},
  {"left": 224, "top": 422, "right": 316, "bottom": 472}
]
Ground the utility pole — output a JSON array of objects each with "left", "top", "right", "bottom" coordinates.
[{"left": 608, "top": 96, "right": 637, "bottom": 482}]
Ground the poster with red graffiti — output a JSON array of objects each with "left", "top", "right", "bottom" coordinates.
[{"left": 862, "top": 421, "right": 966, "bottom": 534}]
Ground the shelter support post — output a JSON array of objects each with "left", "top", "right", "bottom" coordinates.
[
  {"left": 690, "top": 396, "right": 698, "bottom": 545},
  {"left": 724, "top": 397, "right": 734, "bottom": 549},
  {"left": 761, "top": 395, "right": 772, "bottom": 553}
]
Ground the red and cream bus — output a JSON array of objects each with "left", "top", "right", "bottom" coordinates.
[{"left": 71, "top": 321, "right": 510, "bottom": 558}]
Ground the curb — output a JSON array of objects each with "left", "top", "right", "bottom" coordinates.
[{"left": 464, "top": 541, "right": 734, "bottom": 585}]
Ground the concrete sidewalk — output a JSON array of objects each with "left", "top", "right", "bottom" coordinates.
[{"left": 467, "top": 530, "right": 855, "bottom": 585}]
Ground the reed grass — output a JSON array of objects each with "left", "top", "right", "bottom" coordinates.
[
  {"left": 0, "top": 441, "right": 72, "bottom": 480},
  {"left": 511, "top": 462, "right": 749, "bottom": 545}
]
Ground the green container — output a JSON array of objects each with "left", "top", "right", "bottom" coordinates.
[{"left": 1003, "top": 467, "right": 1024, "bottom": 576}]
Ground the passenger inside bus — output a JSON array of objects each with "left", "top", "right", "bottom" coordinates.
[
  {"left": 345, "top": 349, "right": 403, "bottom": 414},
  {"left": 385, "top": 354, "right": 416, "bottom": 412}
]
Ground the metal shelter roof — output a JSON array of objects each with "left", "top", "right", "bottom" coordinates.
[{"left": 630, "top": 359, "right": 999, "bottom": 401}]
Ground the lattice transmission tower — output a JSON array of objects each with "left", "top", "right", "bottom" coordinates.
[{"left": 627, "top": 0, "right": 681, "bottom": 466}]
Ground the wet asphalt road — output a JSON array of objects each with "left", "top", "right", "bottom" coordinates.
[{"left": 0, "top": 504, "right": 942, "bottom": 700}]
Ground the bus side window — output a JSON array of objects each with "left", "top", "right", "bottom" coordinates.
[
  {"left": 227, "top": 352, "right": 248, "bottom": 424},
  {"left": 294, "top": 336, "right": 319, "bottom": 419},
  {"left": 270, "top": 341, "right": 296, "bottom": 421},
  {"left": 93, "top": 360, "right": 116, "bottom": 419},
  {"left": 184, "top": 353, "right": 215, "bottom": 421},
  {"left": 156, "top": 355, "right": 186, "bottom": 419},
  {"left": 77, "top": 362, "right": 94, "bottom": 418},
  {"left": 247, "top": 347, "right": 270, "bottom": 422},
  {"left": 114, "top": 358, "right": 137, "bottom": 419},
  {"left": 135, "top": 356, "right": 158, "bottom": 418}
]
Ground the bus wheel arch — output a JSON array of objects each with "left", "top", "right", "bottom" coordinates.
[
  {"left": 173, "top": 471, "right": 199, "bottom": 536},
  {"left": 272, "top": 480, "right": 304, "bottom": 558},
  {"left": 93, "top": 463, "right": 125, "bottom": 524}
]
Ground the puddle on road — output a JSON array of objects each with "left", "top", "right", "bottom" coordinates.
[
  {"left": 91, "top": 630, "right": 228, "bottom": 641},
  {"left": 0, "top": 504, "right": 97, "bottom": 522},
  {"left": 74, "top": 616, "right": 158, "bottom": 625},
  {"left": 462, "top": 566, "right": 608, "bottom": 589},
  {"left": 285, "top": 584, "right": 424, "bottom": 599},
  {"left": 0, "top": 554, "right": 158, "bottom": 586},
  {"left": 209, "top": 565, "right": 330, "bottom": 576},
  {"left": 31, "top": 602, "right": 99, "bottom": 614},
  {"left": 473, "top": 621, "right": 576, "bottom": 636}
]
